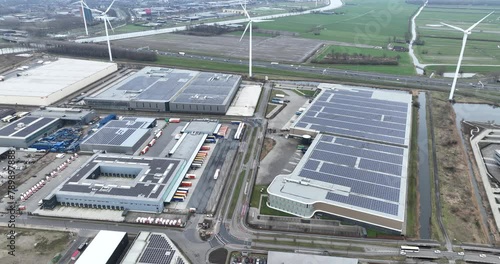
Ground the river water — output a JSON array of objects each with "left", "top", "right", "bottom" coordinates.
[{"left": 417, "top": 93, "right": 431, "bottom": 239}]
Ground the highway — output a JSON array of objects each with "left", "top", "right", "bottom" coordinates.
[{"left": 153, "top": 51, "right": 500, "bottom": 96}]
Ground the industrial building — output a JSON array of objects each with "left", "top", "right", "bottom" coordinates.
[
  {"left": 168, "top": 72, "right": 241, "bottom": 114},
  {"left": 181, "top": 119, "right": 220, "bottom": 135},
  {"left": 30, "top": 107, "right": 97, "bottom": 124},
  {"left": 0, "top": 58, "right": 117, "bottom": 106},
  {"left": 267, "top": 86, "right": 412, "bottom": 234},
  {"left": 0, "top": 116, "right": 62, "bottom": 148},
  {"left": 80, "top": 117, "right": 156, "bottom": 154},
  {"left": 43, "top": 154, "right": 188, "bottom": 213},
  {"left": 121, "top": 232, "right": 189, "bottom": 264},
  {"left": 85, "top": 67, "right": 241, "bottom": 114},
  {"left": 267, "top": 251, "right": 358, "bottom": 264},
  {"left": 289, "top": 85, "right": 412, "bottom": 146},
  {"left": 76, "top": 230, "right": 128, "bottom": 264}
]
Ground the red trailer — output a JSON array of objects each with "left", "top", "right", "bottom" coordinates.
[{"left": 180, "top": 181, "right": 192, "bottom": 187}]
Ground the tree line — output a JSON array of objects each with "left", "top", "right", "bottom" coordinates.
[
  {"left": 313, "top": 51, "right": 400, "bottom": 65},
  {"left": 179, "top": 24, "right": 242, "bottom": 37},
  {"left": 45, "top": 41, "right": 157, "bottom": 62}
]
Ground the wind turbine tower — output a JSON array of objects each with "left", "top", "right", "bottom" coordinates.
[
  {"left": 440, "top": 11, "right": 494, "bottom": 101},
  {"left": 239, "top": 2, "right": 272, "bottom": 77},
  {"left": 83, "top": 0, "right": 117, "bottom": 62}
]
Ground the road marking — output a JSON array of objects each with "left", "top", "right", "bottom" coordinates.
[
  {"left": 289, "top": 161, "right": 297, "bottom": 165},
  {"left": 282, "top": 169, "right": 292, "bottom": 173}
]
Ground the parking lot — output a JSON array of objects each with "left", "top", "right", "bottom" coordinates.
[{"left": 267, "top": 88, "right": 309, "bottom": 131}]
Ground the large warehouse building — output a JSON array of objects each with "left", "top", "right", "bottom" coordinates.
[
  {"left": 0, "top": 58, "right": 117, "bottom": 106},
  {"left": 121, "top": 232, "right": 189, "bottom": 264},
  {"left": 85, "top": 67, "right": 241, "bottom": 114},
  {"left": 0, "top": 116, "right": 62, "bottom": 148},
  {"left": 80, "top": 117, "right": 155, "bottom": 154},
  {"left": 267, "top": 86, "right": 412, "bottom": 234},
  {"left": 43, "top": 154, "right": 188, "bottom": 213},
  {"left": 76, "top": 230, "right": 128, "bottom": 264},
  {"left": 30, "top": 107, "right": 97, "bottom": 125}
]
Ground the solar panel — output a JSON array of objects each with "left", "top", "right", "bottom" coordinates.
[
  {"left": 334, "top": 137, "right": 404, "bottom": 155},
  {"left": 326, "top": 192, "right": 399, "bottom": 216},
  {"left": 116, "top": 76, "right": 158, "bottom": 91},
  {"left": 311, "top": 150, "right": 357, "bottom": 167},
  {"left": 138, "top": 234, "right": 176, "bottom": 264},
  {"left": 315, "top": 143, "right": 403, "bottom": 164},
  {"left": 358, "top": 158, "right": 402, "bottom": 176},
  {"left": 308, "top": 123, "right": 405, "bottom": 145},
  {"left": 304, "top": 159, "right": 320, "bottom": 171}
]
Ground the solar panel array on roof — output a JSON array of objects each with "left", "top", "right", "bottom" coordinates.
[
  {"left": 294, "top": 89, "right": 409, "bottom": 145},
  {"left": 136, "top": 77, "right": 189, "bottom": 101},
  {"left": 116, "top": 76, "right": 158, "bottom": 91},
  {"left": 0, "top": 116, "right": 39, "bottom": 136},
  {"left": 83, "top": 128, "right": 135, "bottom": 146},
  {"left": 171, "top": 73, "right": 240, "bottom": 105},
  {"left": 139, "top": 234, "right": 177, "bottom": 264},
  {"left": 298, "top": 134, "right": 405, "bottom": 216}
]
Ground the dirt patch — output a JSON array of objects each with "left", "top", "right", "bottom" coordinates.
[
  {"left": 0, "top": 153, "right": 55, "bottom": 198},
  {"left": 430, "top": 92, "right": 487, "bottom": 243},
  {"left": 462, "top": 123, "right": 500, "bottom": 244},
  {"left": 115, "top": 34, "right": 325, "bottom": 63},
  {"left": 0, "top": 227, "right": 73, "bottom": 264},
  {"left": 260, "top": 137, "right": 277, "bottom": 161},
  {"left": 208, "top": 248, "right": 228, "bottom": 264}
]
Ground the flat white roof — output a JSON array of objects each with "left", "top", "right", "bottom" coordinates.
[
  {"left": 0, "top": 58, "right": 115, "bottom": 97},
  {"left": 75, "top": 230, "right": 127, "bottom": 264},
  {"left": 226, "top": 84, "right": 262, "bottom": 116}
]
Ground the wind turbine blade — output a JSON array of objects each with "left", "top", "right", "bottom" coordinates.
[
  {"left": 106, "top": 17, "right": 114, "bottom": 32},
  {"left": 467, "top": 11, "right": 494, "bottom": 32},
  {"left": 239, "top": 22, "right": 250, "bottom": 42},
  {"left": 440, "top": 22, "right": 465, "bottom": 33},
  {"left": 105, "top": 0, "right": 116, "bottom": 14},
  {"left": 240, "top": 3, "right": 250, "bottom": 19}
]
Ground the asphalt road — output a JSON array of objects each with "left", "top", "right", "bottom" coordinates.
[{"left": 158, "top": 51, "right": 500, "bottom": 93}]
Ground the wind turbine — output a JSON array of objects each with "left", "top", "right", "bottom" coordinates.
[
  {"left": 239, "top": 3, "right": 272, "bottom": 77},
  {"left": 440, "top": 11, "right": 494, "bottom": 101},
  {"left": 72, "top": 0, "right": 90, "bottom": 35},
  {"left": 83, "top": 0, "right": 117, "bottom": 62}
]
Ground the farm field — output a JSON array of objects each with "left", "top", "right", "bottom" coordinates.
[
  {"left": 250, "top": 0, "right": 419, "bottom": 47},
  {"left": 116, "top": 33, "right": 336, "bottom": 62},
  {"left": 415, "top": 5, "right": 500, "bottom": 65},
  {"left": 311, "top": 45, "right": 416, "bottom": 75}
]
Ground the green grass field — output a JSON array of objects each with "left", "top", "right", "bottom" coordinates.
[
  {"left": 312, "top": 45, "right": 416, "bottom": 75},
  {"left": 415, "top": 6, "right": 500, "bottom": 66},
  {"left": 406, "top": 96, "right": 419, "bottom": 238},
  {"left": 113, "top": 24, "right": 153, "bottom": 34},
  {"left": 228, "top": 170, "right": 246, "bottom": 218},
  {"left": 425, "top": 65, "right": 500, "bottom": 75},
  {"left": 251, "top": 0, "right": 418, "bottom": 47},
  {"left": 250, "top": 184, "right": 268, "bottom": 208}
]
